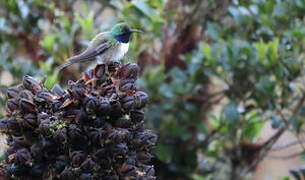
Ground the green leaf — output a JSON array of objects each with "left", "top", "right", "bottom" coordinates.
[
  {"left": 223, "top": 102, "right": 239, "bottom": 124},
  {"left": 270, "top": 114, "right": 281, "bottom": 129},
  {"left": 192, "top": 174, "right": 206, "bottom": 180},
  {"left": 154, "top": 144, "right": 172, "bottom": 163},
  {"left": 202, "top": 43, "right": 211, "bottom": 58},
  {"left": 255, "top": 39, "right": 269, "bottom": 63},
  {"left": 40, "top": 35, "right": 57, "bottom": 53},
  {"left": 75, "top": 11, "right": 95, "bottom": 37},
  {"left": 290, "top": 116, "right": 303, "bottom": 133},
  {"left": 242, "top": 111, "right": 264, "bottom": 139},
  {"left": 268, "top": 38, "right": 279, "bottom": 64},
  {"left": 133, "top": 0, "right": 154, "bottom": 18}
]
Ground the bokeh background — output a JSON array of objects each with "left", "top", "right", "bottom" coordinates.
[{"left": 1, "top": 0, "right": 305, "bottom": 179}]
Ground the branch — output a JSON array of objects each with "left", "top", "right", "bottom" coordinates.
[
  {"left": 271, "top": 139, "right": 305, "bottom": 151},
  {"left": 293, "top": 93, "right": 305, "bottom": 115},
  {"left": 267, "top": 151, "right": 304, "bottom": 160}
]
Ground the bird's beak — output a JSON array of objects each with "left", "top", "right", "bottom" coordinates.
[{"left": 130, "top": 29, "right": 143, "bottom": 33}]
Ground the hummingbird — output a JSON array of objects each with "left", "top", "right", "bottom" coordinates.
[{"left": 58, "top": 23, "right": 142, "bottom": 70}]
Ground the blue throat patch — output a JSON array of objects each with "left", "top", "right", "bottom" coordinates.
[{"left": 115, "top": 34, "right": 130, "bottom": 43}]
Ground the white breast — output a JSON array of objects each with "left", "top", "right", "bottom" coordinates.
[{"left": 113, "top": 43, "right": 129, "bottom": 61}]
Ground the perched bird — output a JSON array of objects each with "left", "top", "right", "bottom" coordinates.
[{"left": 58, "top": 23, "right": 142, "bottom": 70}]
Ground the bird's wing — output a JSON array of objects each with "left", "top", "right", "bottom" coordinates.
[
  {"left": 58, "top": 33, "right": 111, "bottom": 71},
  {"left": 88, "top": 31, "right": 111, "bottom": 49}
]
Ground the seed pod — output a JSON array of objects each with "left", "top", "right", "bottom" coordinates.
[
  {"left": 6, "top": 99, "right": 19, "bottom": 112},
  {"left": 130, "top": 109, "right": 145, "bottom": 122},
  {"left": 70, "top": 151, "right": 86, "bottom": 168},
  {"left": 7, "top": 117, "right": 20, "bottom": 133},
  {"left": 80, "top": 157, "right": 96, "bottom": 171},
  {"left": 120, "top": 163, "right": 136, "bottom": 177},
  {"left": 80, "top": 173, "right": 93, "bottom": 180},
  {"left": 134, "top": 91, "right": 148, "bottom": 108},
  {"left": 121, "top": 96, "right": 135, "bottom": 110},
  {"left": 133, "top": 131, "right": 157, "bottom": 149},
  {"left": 0, "top": 118, "right": 8, "bottom": 132},
  {"left": 68, "top": 124, "right": 82, "bottom": 140},
  {"left": 54, "top": 128, "right": 67, "bottom": 144},
  {"left": 99, "top": 99, "right": 110, "bottom": 112},
  {"left": 111, "top": 143, "right": 128, "bottom": 157},
  {"left": 22, "top": 75, "right": 42, "bottom": 94},
  {"left": 38, "top": 120, "right": 51, "bottom": 136},
  {"left": 144, "top": 165, "right": 155, "bottom": 179},
  {"left": 19, "top": 90, "right": 34, "bottom": 102},
  {"left": 15, "top": 148, "right": 31, "bottom": 165},
  {"left": 89, "top": 128, "right": 104, "bottom": 145},
  {"left": 5, "top": 163, "right": 25, "bottom": 178},
  {"left": 85, "top": 96, "right": 98, "bottom": 114},
  {"left": 113, "top": 118, "right": 131, "bottom": 128},
  {"left": 11, "top": 136, "right": 30, "bottom": 150},
  {"left": 116, "top": 63, "right": 139, "bottom": 80},
  {"left": 136, "top": 152, "right": 152, "bottom": 164},
  {"left": 37, "top": 90, "right": 57, "bottom": 102},
  {"left": 29, "top": 164, "right": 44, "bottom": 178},
  {"left": 92, "top": 148, "right": 107, "bottom": 160},
  {"left": 22, "top": 113, "right": 38, "bottom": 129},
  {"left": 60, "top": 166, "right": 75, "bottom": 180},
  {"left": 55, "top": 155, "right": 68, "bottom": 174},
  {"left": 30, "top": 143, "right": 43, "bottom": 161},
  {"left": 94, "top": 64, "right": 106, "bottom": 79},
  {"left": 19, "top": 98, "right": 36, "bottom": 113},
  {"left": 7, "top": 86, "right": 21, "bottom": 99},
  {"left": 119, "top": 79, "right": 136, "bottom": 92},
  {"left": 52, "top": 84, "right": 65, "bottom": 97}
]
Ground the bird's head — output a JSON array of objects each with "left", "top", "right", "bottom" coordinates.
[{"left": 111, "top": 23, "right": 142, "bottom": 43}]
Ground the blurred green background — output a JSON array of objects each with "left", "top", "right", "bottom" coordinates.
[{"left": 1, "top": 0, "right": 305, "bottom": 179}]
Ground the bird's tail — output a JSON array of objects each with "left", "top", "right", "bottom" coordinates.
[{"left": 57, "top": 55, "right": 88, "bottom": 71}]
